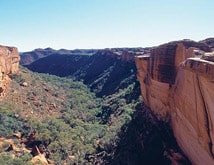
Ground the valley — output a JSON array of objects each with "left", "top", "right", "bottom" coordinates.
[
  {"left": 0, "top": 38, "right": 213, "bottom": 164},
  {"left": 0, "top": 45, "right": 188, "bottom": 165}
]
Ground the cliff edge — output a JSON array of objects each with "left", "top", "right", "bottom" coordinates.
[
  {"left": 135, "top": 40, "right": 214, "bottom": 165},
  {"left": 0, "top": 45, "right": 20, "bottom": 99}
]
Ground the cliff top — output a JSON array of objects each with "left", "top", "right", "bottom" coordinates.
[{"left": 157, "top": 39, "right": 212, "bottom": 52}]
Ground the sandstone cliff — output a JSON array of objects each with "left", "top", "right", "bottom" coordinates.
[
  {"left": 0, "top": 45, "right": 20, "bottom": 99},
  {"left": 135, "top": 40, "right": 214, "bottom": 165}
]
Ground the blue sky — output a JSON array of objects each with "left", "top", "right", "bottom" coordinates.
[{"left": 0, "top": 0, "right": 213, "bottom": 51}]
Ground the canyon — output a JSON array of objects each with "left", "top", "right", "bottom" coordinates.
[
  {"left": 135, "top": 39, "right": 214, "bottom": 165},
  {"left": 1, "top": 38, "right": 214, "bottom": 164}
]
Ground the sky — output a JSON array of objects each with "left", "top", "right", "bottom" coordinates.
[{"left": 0, "top": 0, "right": 213, "bottom": 51}]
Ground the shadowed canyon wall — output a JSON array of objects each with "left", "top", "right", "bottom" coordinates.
[
  {"left": 135, "top": 40, "right": 214, "bottom": 165},
  {"left": 0, "top": 45, "right": 20, "bottom": 99}
]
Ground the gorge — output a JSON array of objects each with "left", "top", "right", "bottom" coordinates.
[{"left": 0, "top": 38, "right": 214, "bottom": 164}]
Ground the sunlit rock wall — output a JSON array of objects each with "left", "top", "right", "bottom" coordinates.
[
  {"left": 135, "top": 41, "right": 214, "bottom": 164},
  {"left": 0, "top": 45, "right": 20, "bottom": 98}
]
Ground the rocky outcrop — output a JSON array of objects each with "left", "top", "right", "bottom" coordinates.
[
  {"left": 135, "top": 40, "right": 214, "bottom": 164},
  {"left": 0, "top": 131, "right": 53, "bottom": 165},
  {"left": 0, "top": 45, "right": 20, "bottom": 99}
]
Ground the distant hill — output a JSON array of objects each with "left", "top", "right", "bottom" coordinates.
[
  {"left": 199, "top": 37, "right": 214, "bottom": 50},
  {"left": 23, "top": 48, "right": 148, "bottom": 97},
  {"left": 20, "top": 48, "right": 98, "bottom": 65},
  {"left": 20, "top": 47, "right": 56, "bottom": 65}
]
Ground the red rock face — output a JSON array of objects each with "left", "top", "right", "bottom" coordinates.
[
  {"left": 0, "top": 45, "right": 20, "bottom": 98},
  {"left": 149, "top": 43, "right": 177, "bottom": 84},
  {"left": 135, "top": 40, "right": 214, "bottom": 164}
]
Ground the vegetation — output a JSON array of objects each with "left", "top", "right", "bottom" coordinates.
[
  {"left": 0, "top": 106, "right": 25, "bottom": 137},
  {"left": 0, "top": 66, "right": 142, "bottom": 164},
  {"left": 0, "top": 153, "right": 32, "bottom": 165}
]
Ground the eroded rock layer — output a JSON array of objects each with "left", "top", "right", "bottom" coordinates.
[
  {"left": 135, "top": 40, "right": 214, "bottom": 164},
  {"left": 0, "top": 45, "right": 20, "bottom": 98}
]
